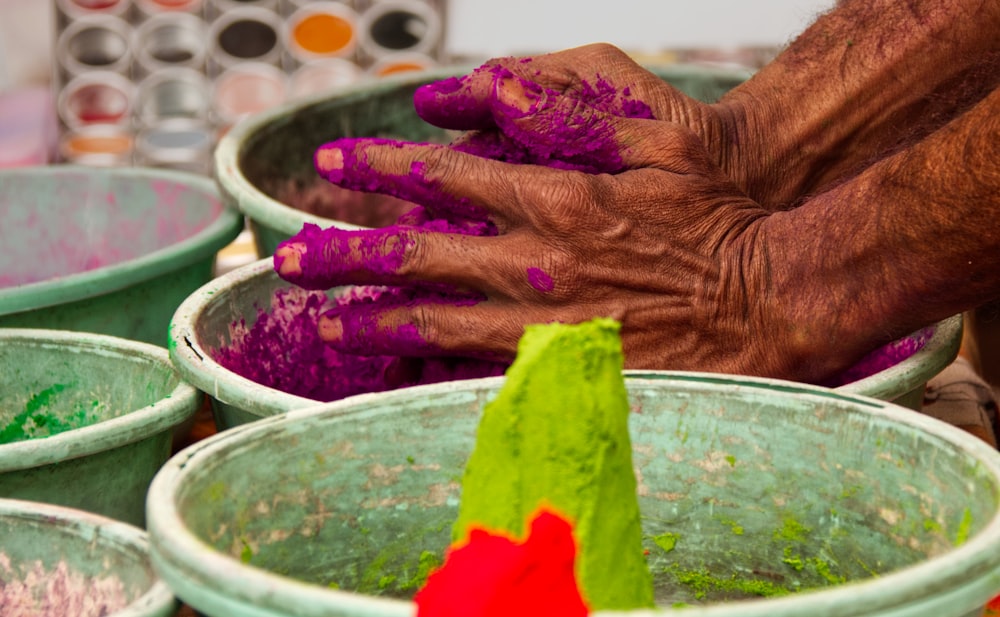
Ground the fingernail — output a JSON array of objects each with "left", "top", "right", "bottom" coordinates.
[
  {"left": 273, "top": 242, "right": 305, "bottom": 278},
  {"left": 494, "top": 71, "right": 545, "bottom": 118},
  {"left": 318, "top": 310, "right": 344, "bottom": 342},
  {"left": 314, "top": 145, "right": 344, "bottom": 183}
]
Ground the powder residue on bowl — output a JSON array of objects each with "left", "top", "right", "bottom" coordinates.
[
  {"left": 212, "top": 284, "right": 506, "bottom": 402},
  {"left": 0, "top": 554, "right": 132, "bottom": 617},
  {"left": 0, "top": 384, "right": 104, "bottom": 446}
]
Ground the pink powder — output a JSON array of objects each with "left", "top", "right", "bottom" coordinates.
[{"left": 0, "top": 555, "right": 132, "bottom": 617}]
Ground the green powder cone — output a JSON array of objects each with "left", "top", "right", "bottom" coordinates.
[{"left": 453, "top": 318, "right": 655, "bottom": 610}]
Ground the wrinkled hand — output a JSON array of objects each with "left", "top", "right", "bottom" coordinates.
[
  {"left": 275, "top": 95, "right": 797, "bottom": 377},
  {"left": 412, "top": 43, "right": 785, "bottom": 208}
]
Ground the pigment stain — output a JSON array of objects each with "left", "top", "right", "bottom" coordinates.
[{"left": 0, "top": 384, "right": 102, "bottom": 445}]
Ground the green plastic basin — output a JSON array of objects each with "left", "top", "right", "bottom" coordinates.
[
  {"left": 0, "top": 498, "right": 177, "bottom": 616},
  {"left": 169, "top": 258, "right": 961, "bottom": 430},
  {"left": 146, "top": 375, "right": 1000, "bottom": 616},
  {"left": 0, "top": 329, "right": 201, "bottom": 527},
  {"left": 214, "top": 64, "right": 750, "bottom": 258},
  {"left": 0, "top": 166, "right": 244, "bottom": 347}
]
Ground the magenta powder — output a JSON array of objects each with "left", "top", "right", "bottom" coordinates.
[{"left": 213, "top": 284, "right": 506, "bottom": 402}]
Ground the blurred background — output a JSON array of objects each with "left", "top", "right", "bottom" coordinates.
[{"left": 0, "top": 0, "right": 834, "bottom": 171}]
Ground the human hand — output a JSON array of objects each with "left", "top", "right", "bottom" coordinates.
[
  {"left": 410, "top": 43, "right": 786, "bottom": 208},
  {"left": 274, "top": 93, "right": 804, "bottom": 378}
]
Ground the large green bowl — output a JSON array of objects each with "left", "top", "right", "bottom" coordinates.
[
  {"left": 0, "top": 166, "right": 244, "bottom": 347},
  {"left": 146, "top": 374, "right": 1000, "bottom": 617},
  {"left": 0, "top": 498, "right": 178, "bottom": 616},
  {"left": 0, "top": 329, "right": 201, "bottom": 527}
]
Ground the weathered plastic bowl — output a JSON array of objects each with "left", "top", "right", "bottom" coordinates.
[
  {"left": 169, "top": 258, "right": 961, "bottom": 430},
  {"left": 0, "top": 166, "right": 244, "bottom": 347},
  {"left": 0, "top": 498, "right": 178, "bottom": 616},
  {"left": 147, "top": 374, "right": 1000, "bottom": 617},
  {"left": 0, "top": 329, "right": 201, "bottom": 527},
  {"left": 214, "top": 64, "right": 751, "bottom": 257}
]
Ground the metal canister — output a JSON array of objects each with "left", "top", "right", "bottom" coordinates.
[
  {"left": 55, "top": 14, "right": 133, "bottom": 81},
  {"left": 132, "top": 11, "right": 208, "bottom": 78},
  {"left": 357, "top": 0, "right": 442, "bottom": 63},
  {"left": 57, "top": 70, "right": 135, "bottom": 129},
  {"left": 136, "top": 67, "right": 211, "bottom": 126}
]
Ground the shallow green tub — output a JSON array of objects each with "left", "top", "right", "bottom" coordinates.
[
  {"left": 0, "top": 166, "right": 244, "bottom": 347},
  {"left": 0, "top": 329, "right": 201, "bottom": 527},
  {"left": 214, "top": 64, "right": 751, "bottom": 258},
  {"left": 168, "top": 258, "right": 961, "bottom": 430},
  {"left": 147, "top": 374, "right": 1000, "bottom": 616},
  {"left": 0, "top": 498, "right": 178, "bottom": 616}
]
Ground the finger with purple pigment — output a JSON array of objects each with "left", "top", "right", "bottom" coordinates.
[
  {"left": 488, "top": 72, "right": 627, "bottom": 174},
  {"left": 315, "top": 138, "right": 493, "bottom": 227},
  {"left": 318, "top": 298, "right": 521, "bottom": 361},
  {"left": 273, "top": 222, "right": 415, "bottom": 290},
  {"left": 413, "top": 68, "right": 497, "bottom": 130}
]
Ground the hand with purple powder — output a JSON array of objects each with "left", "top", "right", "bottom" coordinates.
[{"left": 273, "top": 0, "right": 1000, "bottom": 387}]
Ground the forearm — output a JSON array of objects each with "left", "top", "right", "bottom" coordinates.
[
  {"left": 722, "top": 0, "right": 1000, "bottom": 206},
  {"left": 760, "top": 85, "right": 1000, "bottom": 382}
]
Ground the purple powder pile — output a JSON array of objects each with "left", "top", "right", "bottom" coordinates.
[
  {"left": 213, "top": 284, "right": 506, "bottom": 402},
  {"left": 824, "top": 326, "right": 933, "bottom": 387},
  {"left": 217, "top": 66, "right": 931, "bottom": 401}
]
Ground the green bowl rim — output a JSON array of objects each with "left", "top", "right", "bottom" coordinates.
[
  {"left": 168, "top": 257, "right": 320, "bottom": 416},
  {"left": 0, "top": 497, "right": 177, "bottom": 616},
  {"left": 146, "top": 374, "right": 1000, "bottom": 617},
  {"left": 0, "top": 165, "right": 244, "bottom": 316},
  {"left": 0, "top": 329, "right": 202, "bottom": 472},
  {"left": 213, "top": 63, "right": 753, "bottom": 240}
]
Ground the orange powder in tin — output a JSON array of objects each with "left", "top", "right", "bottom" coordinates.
[
  {"left": 65, "top": 134, "right": 132, "bottom": 155},
  {"left": 376, "top": 61, "right": 428, "bottom": 77},
  {"left": 293, "top": 13, "right": 354, "bottom": 55}
]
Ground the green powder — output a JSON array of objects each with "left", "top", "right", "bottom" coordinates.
[
  {"left": 0, "top": 383, "right": 101, "bottom": 445},
  {"left": 453, "top": 318, "right": 655, "bottom": 610}
]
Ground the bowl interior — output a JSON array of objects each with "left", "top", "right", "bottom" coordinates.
[
  {"left": 168, "top": 377, "right": 998, "bottom": 608},
  {"left": 0, "top": 167, "right": 226, "bottom": 288},
  {"left": 0, "top": 335, "right": 180, "bottom": 445},
  {"left": 0, "top": 501, "right": 166, "bottom": 614}
]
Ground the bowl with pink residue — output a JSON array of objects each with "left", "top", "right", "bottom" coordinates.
[
  {"left": 0, "top": 165, "right": 244, "bottom": 347},
  {"left": 213, "top": 64, "right": 751, "bottom": 257},
  {"left": 0, "top": 498, "right": 178, "bottom": 617},
  {"left": 169, "top": 257, "right": 961, "bottom": 432}
]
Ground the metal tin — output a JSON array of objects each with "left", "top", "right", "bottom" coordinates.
[
  {"left": 135, "top": 118, "right": 214, "bottom": 173},
  {"left": 357, "top": 0, "right": 442, "bottom": 60},
  {"left": 58, "top": 124, "right": 134, "bottom": 166},
  {"left": 288, "top": 58, "right": 362, "bottom": 99},
  {"left": 211, "top": 62, "right": 287, "bottom": 127},
  {"left": 366, "top": 51, "right": 435, "bottom": 78},
  {"left": 133, "top": 12, "right": 209, "bottom": 76},
  {"left": 283, "top": 2, "right": 359, "bottom": 62},
  {"left": 204, "top": 0, "right": 280, "bottom": 23},
  {"left": 208, "top": 6, "right": 283, "bottom": 71},
  {"left": 133, "top": 0, "right": 205, "bottom": 17},
  {"left": 55, "top": 14, "right": 133, "bottom": 78},
  {"left": 55, "top": 0, "right": 131, "bottom": 23},
  {"left": 57, "top": 71, "right": 135, "bottom": 129},
  {"left": 136, "top": 67, "right": 211, "bottom": 125}
]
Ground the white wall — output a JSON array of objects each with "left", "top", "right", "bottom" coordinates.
[{"left": 445, "top": 0, "right": 835, "bottom": 58}]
